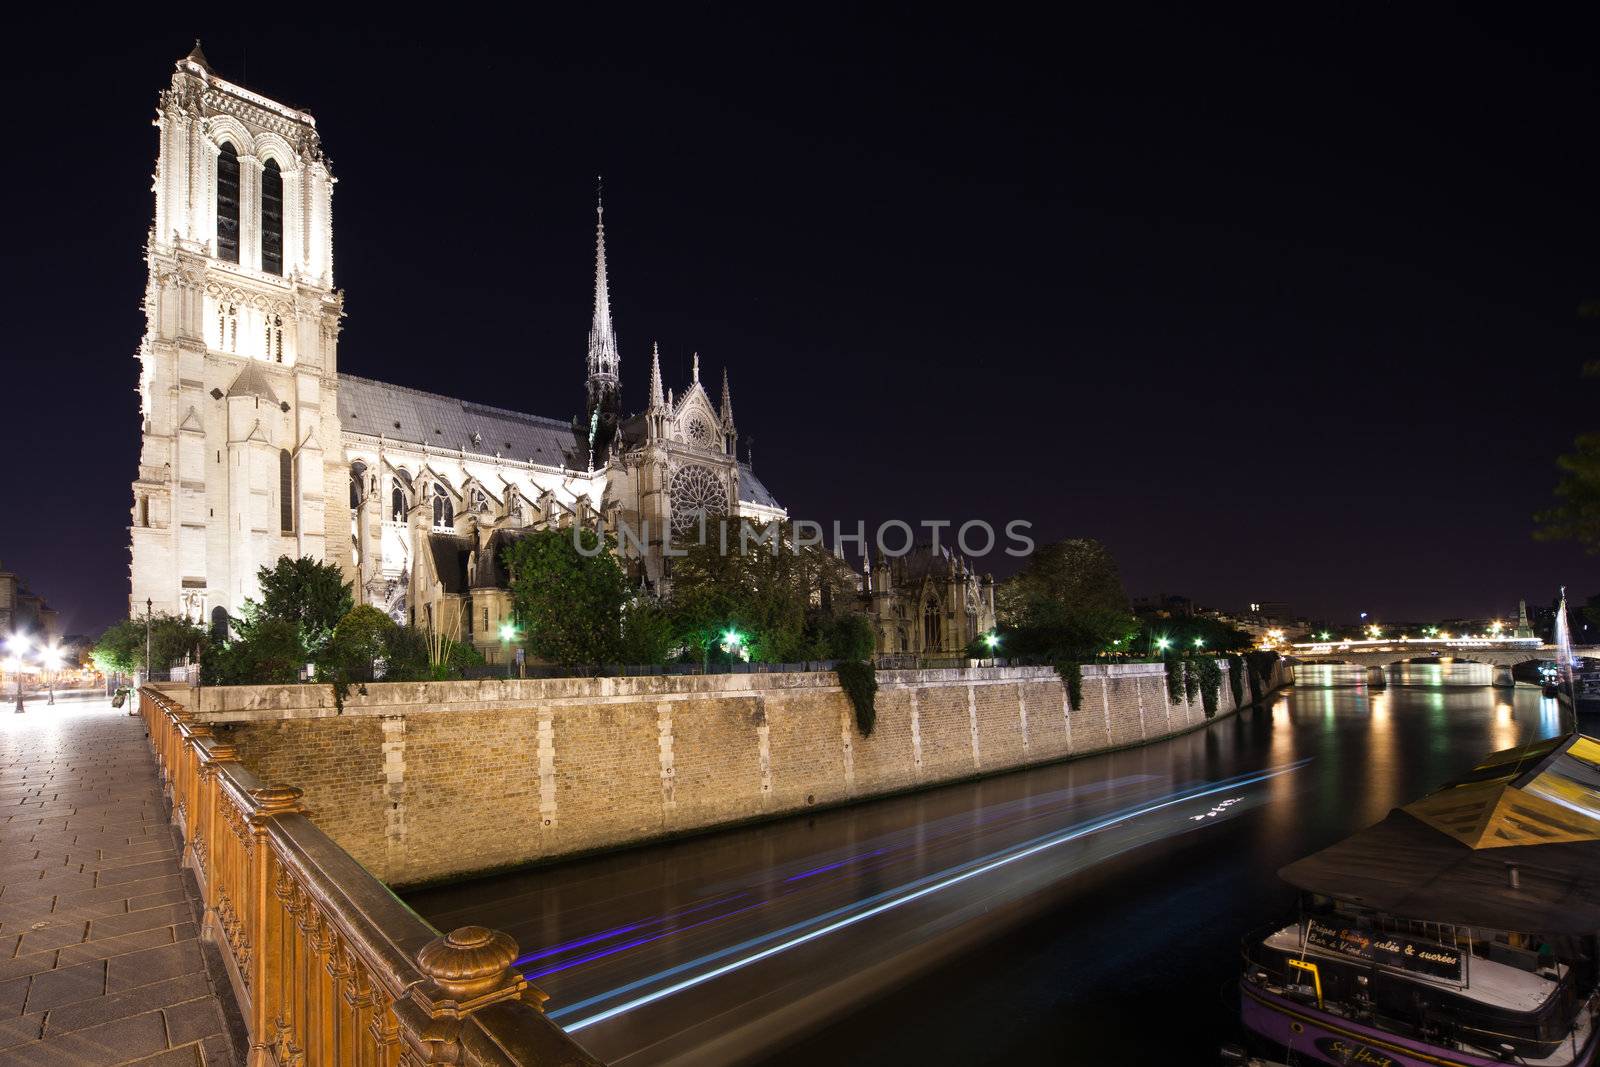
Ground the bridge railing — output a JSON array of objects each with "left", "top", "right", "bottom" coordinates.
[{"left": 138, "top": 686, "right": 602, "bottom": 1067}]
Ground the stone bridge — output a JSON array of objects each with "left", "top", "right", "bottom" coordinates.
[{"left": 1288, "top": 639, "right": 1600, "bottom": 688}]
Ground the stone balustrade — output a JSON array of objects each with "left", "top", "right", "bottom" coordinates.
[{"left": 138, "top": 686, "right": 601, "bottom": 1067}]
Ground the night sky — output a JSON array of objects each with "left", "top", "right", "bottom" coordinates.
[{"left": 5, "top": 9, "right": 1600, "bottom": 636}]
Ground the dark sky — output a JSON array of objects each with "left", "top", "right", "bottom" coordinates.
[{"left": 5, "top": 8, "right": 1600, "bottom": 635}]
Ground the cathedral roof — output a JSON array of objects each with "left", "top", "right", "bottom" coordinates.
[
  {"left": 338, "top": 374, "right": 580, "bottom": 468},
  {"left": 226, "top": 363, "right": 282, "bottom": 406},
  {"left": 738, "top": 463, "right": 780, "bottom": 509}
]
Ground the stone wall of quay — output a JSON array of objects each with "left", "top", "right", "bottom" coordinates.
[{"left": 190, "top": 659, "right": 1290, "bottom": 887}]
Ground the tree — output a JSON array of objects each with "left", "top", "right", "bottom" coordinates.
[
  {"left": 202, "top": 618, "right": 303, "bottom": 685},
  {"left": 1535, "top": 304, "right": 1600, "bottom": 550},
  {"left": 619, "top": 596, "right": 676, "bottom": 665},
  {"left": 667, "top": 522, "right": 857, "bottom": 664},
  {"left": 93, "top": 614, "right": 206, "bottom": 675},
  {"left": 995, "top": 539, "right": 1137, "bottom": 660},
  {"left": 247, "top": 556, "right": 354, "bottom": 656},
  {"left": 501, "top": 528, "right": 630, "bottom": 666},
  {"left": 328, "top": 605, "right": 397, "bottom": 677},
  {"left": 1136, "top": 615, "right": 1254, "bottom": 654}
]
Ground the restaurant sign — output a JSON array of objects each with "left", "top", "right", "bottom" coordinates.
[{"left": 1305, "top": 919, "right": 1464, "bottom": 981}]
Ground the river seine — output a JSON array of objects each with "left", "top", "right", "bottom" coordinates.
[{"left": 407, "top": 663, "right": 1567, "bottom": 1066}]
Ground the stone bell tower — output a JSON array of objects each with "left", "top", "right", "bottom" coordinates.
[{"left": 129, "top": 42, "right": 345, "bottom": 627}]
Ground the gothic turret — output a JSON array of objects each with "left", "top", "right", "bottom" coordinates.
[
  {"left": 577, "top": 186, "right": 621, "bottom": 469},
  {"left": 720, "top": 367, "right": 737, "bottom": 457},
  {"left": 645, "top": 342, "right": 666, "bottom": 441}
]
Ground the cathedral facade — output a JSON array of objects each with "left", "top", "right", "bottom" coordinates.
[{"left": 127, "top": 46, "right": 987, "bottom": 663}]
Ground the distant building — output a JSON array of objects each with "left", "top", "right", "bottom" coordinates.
[{"left": 0, "top": 563, "right": 60, "bottom": 644}]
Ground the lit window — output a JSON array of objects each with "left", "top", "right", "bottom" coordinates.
[
  {"left": 216, "top": 143, "right": 240, "bottom": 264},
  {"left": 261, "top": 159, "right": 283, "bottom": 275}
]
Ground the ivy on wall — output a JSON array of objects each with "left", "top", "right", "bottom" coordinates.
[
  {"left": 838, "top": 660, "right": 878, "bottom": 736},
  {"left": 1197, "top": 657, "right": 1222, "bottom": 718},
  {"left": 1226, "top": 654, "right": 1245, "bottom": 708},
  {"left": 1183, "top": 659, "right": 1199, "bottom": 704},
  {"left": 1165, "top": 657, "right": 1185, "bottom": 704},
  {"left": 1054, "top": 661, "right": 1084, "bottom": 711}
]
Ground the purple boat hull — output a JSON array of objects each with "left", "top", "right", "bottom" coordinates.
[{"left": 1241, "top": 981, "right": 1599, "bottom": 1067}]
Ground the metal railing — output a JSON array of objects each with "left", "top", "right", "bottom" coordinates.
[{"left": 138, "top": 686, "right": 602, "bottom": 1067}]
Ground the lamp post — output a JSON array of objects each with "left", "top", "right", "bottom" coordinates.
[
  {"left": 8, "top": 634, "right": 29, "bottom": 714},
  {"left": 43, "top": 645, "right": 61, "bottom": 706},
  {"left": 499, "top": 623, "right": 518, "bottom": 679},
  {"left": 144, "top": 597, "right": 153, "bottom": 687}
]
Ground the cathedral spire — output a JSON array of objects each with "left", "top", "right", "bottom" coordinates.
[
  {"left": 587, "top": 182, "right": 619, "bottom": 386},
  {"left": 691, "top": 351, "right": 700, "bottom": 385},
  {"left": 184, "top": 39, "right": 211, "bottom": 72},
  {"left": 647, "top": 342, "right": 665, "bottom": 411},
  {"left": 720, "top": 367, "right": 735, "bottom": 427},
  {"left": 578, "top": 181, "right": 622, "bottom": 465}
]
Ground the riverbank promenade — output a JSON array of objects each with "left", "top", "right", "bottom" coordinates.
[{"left": 0, "top": 693, "right": 236, "bottom": 1065}]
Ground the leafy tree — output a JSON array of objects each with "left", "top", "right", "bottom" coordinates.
[
  {"left": 247, "top": 556, "right": 354, "bottom": 656},
  {"left": 93, "top": 614, "right": 206, "bottom": 675},
  {"left": 820, "top": 612, "right": 877, "bottom": 662},
  {"left": 667, "top": 522, "right": 856, "bottom": 664},
  {"left": 1136, "top": 615, "right": 1254, "bottom": 654},
  {"left": 619, "top": 596, "right": 676, "bottom": 665},
  {"left": 995, "top": 539, "right": 1138, "bottom": 661},
  {"left": 203, "top": 618, "right": 303, "bottom": 685},
  {"left": 502, "top": 528, "right": 630, "bottom": 666}
]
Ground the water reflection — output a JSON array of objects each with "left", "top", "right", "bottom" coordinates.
[{"left": 409, "top": 666, "right": 1574, "bottom": 1067}]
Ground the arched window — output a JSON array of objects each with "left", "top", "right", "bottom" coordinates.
[
  {"left": 261, "top": 158, "right": 283, "bottom": 275},
  {"left": 210, "top": 606, "right": 230, "bottom": 643},
  {"left": 432, "top": 484, "right": 454, "bottom": 529},
  {"left": 469, "top": 487, "right": 489, "bottom": 515},
  {"left": 391, "top": 482, "right": 407, "bottom": 522},
  {"left": 923, "top": 600, "right": 942, "bottom": 651},
  {"left": 279, "top": 449, "right": 294, "bottom": 534},
  {"left": 216, "top": 142, "right": 241, "bottom": 264},
  {"left": 349, "top": 463, "right": 367, "bottom": 510}
]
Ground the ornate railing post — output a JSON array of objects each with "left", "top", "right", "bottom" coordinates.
[
  {"left": 246, "top": 784, "right": 305, "bottom": 1067},
  {"left": 405, "top": 926, "right": 526, "bottom": 1063}
]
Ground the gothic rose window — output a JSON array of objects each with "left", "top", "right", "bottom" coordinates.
[
  {"left": 669, "top": 465, "right": 725, "bottom": 536},
  {"left": 686, "top": 416, "right": 711, "bottom": 446}
]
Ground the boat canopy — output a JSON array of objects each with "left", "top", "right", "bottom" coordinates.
[{"left": 1279, "top": 733, "right": 1600, "bottom": 935}]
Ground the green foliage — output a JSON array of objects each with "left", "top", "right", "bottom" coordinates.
[
  {"left": 92, "top": 619, "right": 145, "bottom": 674},
  {"left": 1165, "top": 656, "right": 1184, "bottom": 704},
  {"left": 248, "top": 556, "right": 354, "bottom": 656},
  {"left": 502, "top": 528, "right": 630, "bottom": 666},
  {"left": 1537, "top": 431, "right": 1600, "bottom": 552},
  {"left": 1137, "top": 616, "right": 1254, "bottom": 655},
  {"left": 1197, "top": 657, "right": 1222, "bottom": 718},
  {"left": 667, "top": 522, "right": 860, "bottom": 664},
  {"left": 837, "top": 659, "right": 878, "bottom": 736},
  {"left": 374, "top": 624, "right": 434, "bottom": 682},
  {"left": 619, "top": 597, "right": 676, "bottom": 665},
  {"left": 1182, "top": 659, "right": 1199, "bottom": 704},
  {"left": 994, "top": 539, "right": 1138, "bottom": 661},
  {"left": 1055, "top": 660, "right": 1084, "bottom": 711},
  {"left": 1227, "top": 653, "right": 1245, "bottom": 708},
  {"left": 821, "top": 613, "right": 877, "bottom": 662},
  {"left": 93, "top": 614, "right": 206, "bottom": 675},
  {"left": 203, "top": 618, "right": 304, "bottom": 685}
]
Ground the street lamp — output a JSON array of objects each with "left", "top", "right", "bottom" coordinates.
[
  {"left": 1193, "top": 637, "right": 1206, "bottom": 648},
  {"left": 42, "top": 644, "right": 61, "bottom": 706},
  {"left": 982, "top": 631, "right": 1001, "bottom": 652},
  {"left": 8, "top": 634, "right": 29, "bottom": 714},
  {"left": 1155, "top": 635, "right": 1172, "bottom": 654},
  {"left": 499, "top": 622, "right": 518, "bottom": 679}
]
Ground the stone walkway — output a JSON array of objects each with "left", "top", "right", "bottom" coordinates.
[{"left": 0, "top": 693, "right": 240, "bottom": 1065}]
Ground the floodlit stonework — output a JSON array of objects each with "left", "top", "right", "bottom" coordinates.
[{"left": 127, "top": 45, "right": 989, "bottom": 660}]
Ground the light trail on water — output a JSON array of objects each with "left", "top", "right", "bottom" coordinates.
[{"left": 552, "top": 757, "right": 1313, "bottom": 1032}]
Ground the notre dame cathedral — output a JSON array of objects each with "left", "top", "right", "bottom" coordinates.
[{"left": 127, "top": 44, "right": 992, "bottom": 663}]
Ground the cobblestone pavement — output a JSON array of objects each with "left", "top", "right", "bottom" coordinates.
[{"left": 0, "top": 692, "right": 239, "bottom": 1065}]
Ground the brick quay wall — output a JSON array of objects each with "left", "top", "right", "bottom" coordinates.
[{"left": 185, "top": 659, "right": 1291, "bottom": 887}]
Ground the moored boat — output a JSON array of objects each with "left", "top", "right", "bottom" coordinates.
[{"left": 1237, "top": 732, "right": 1600, "bottom": 1066}]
